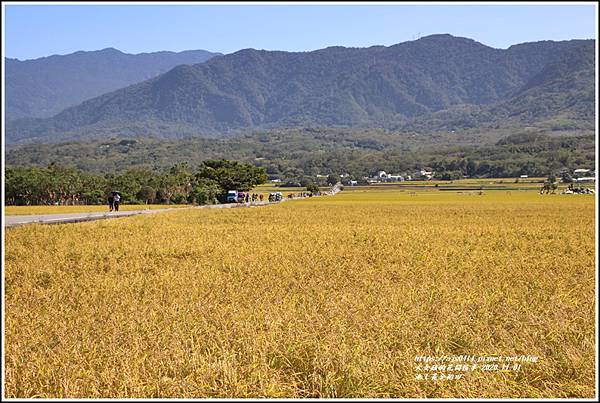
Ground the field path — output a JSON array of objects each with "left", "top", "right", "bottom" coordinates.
[
  {"left": 4, "top": 201, "right": 273, "bottom": 228},
  {"left": 4, "top": 183, "right": 343, "bottom": 228}
]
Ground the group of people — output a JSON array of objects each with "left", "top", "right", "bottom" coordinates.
[
  {"left": 239, "top": 193, "right": 264, "bottom": 203},
  {"left": 268, "top": 192, "right": 317, "bottom": 202},
  {"left": 286, "top": 192, "right": 314, "bottom": 199},
  {"left": 107, "top": 192, "right": 121, "bottom": 211},
  {"left": 563, "top": 183, "right": 595, "bottom": 194},
  {"left": 237, "top": 191, "right": 320, "bottom": 204},
  {"left": 104, "top": 189, "right": 324, "bottom": 211}
]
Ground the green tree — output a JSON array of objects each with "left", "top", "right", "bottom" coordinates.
[
  {"left": 137, "top": 186, "right": 156, "bottom": 204},
  {"left": 188, "top": 179, "right": 221, "bottom": 205},
  {"left": 561, "top": 171, "right": 573, "bottom": 183},
  {"left": 326, "top": 174, "right": 339, "bottom": 186},
  {"left": 306, "top": 182, "right": 320, "bottom": 194},
  {"left": 197, "top": 160, "right": 268, "bottom": 192}
]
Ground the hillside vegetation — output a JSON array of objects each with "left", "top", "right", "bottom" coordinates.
[
  {"left": 6, "top": 128, "right": 595, "bottom": 180},
  {"left": 6, "top": 35, "right": 595, "bottom": 143},
  {"left": 6, "top": 48, "right": 220, "bottom": 120}
]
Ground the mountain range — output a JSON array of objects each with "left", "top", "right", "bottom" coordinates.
[
  {"left": 5, "top": 35, "right": 595, "bottom": 144},
  {"left": 5, "top": 47, "right": 220, "bottom": 120}
]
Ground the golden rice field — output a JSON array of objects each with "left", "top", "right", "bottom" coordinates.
[
  {"left": 4, "top": 204, "right": 190, "bottom": 216},
  {"left": 4, "top": 188, "right": 596, "bottom": 398}
]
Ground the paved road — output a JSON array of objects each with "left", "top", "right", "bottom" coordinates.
[
  {"left": 4, "top": 208, "right": 183, "bottom": 228},
  {"left": 4, "top": 185, "right": 342, "bottom": 228},
  {"left": 4, "top": 202, "right": 275, "bottom": 228},
  {"left": 4, "top": 203, "right": 268, "bottom": 227}
]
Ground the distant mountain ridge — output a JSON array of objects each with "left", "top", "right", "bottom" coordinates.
[
  {"left": 5, "top": 47, "right": 221, "bottom": 119},
  {"left": 5, "top": 35, "right": 595, "bottom": 144}
]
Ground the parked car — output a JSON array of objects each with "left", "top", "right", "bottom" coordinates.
[{"left": 226, "top": 190, "right": 243, "bottom": 203}]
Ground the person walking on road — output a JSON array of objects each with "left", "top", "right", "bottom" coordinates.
[
  {"left": 113, "top": 192, "right": 121, "bottom": 212},
  {"left": 108, "top": 194, "right": 115, "bottom": 212}
]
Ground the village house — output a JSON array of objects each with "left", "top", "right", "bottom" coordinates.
[
  {"left": 573, "top": 168, "right": 596, "bottom": 183},
  {"left": 385, "top": 174, "right": 404, "bottom": 182},
  {"left": 413, "top": 169, "right": 434, "bottom": 180},
  {"left": 371, "top": 171, "right": 405, "bottom": 183}
]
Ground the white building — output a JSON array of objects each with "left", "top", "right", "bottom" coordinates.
[
  {"left": 414, "top": 169, "right": 434, "bottom": 180},
  {"left": 370, "top": 170, "right": 405, "bottom": 182},
  {"left": 385, "top": 174, "right": 404, "bottom": 182},
  {"left": 573, "top": 169, "right": 594, "bottom": 177},
  {"left": 574, "top": 177, "right": 596, "bottom": 183},
  {"left": 573, "top": 169, "right": 595, "bottom": 183}
]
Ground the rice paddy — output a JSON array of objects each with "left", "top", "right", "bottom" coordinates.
[{"left": 3, "top": 186, "right": 596, "bottom": 398}]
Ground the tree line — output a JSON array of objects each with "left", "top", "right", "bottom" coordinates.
[
  {"left": 6, "top": 129, "right": 594, "bottom": 184},
  {"left": 5, "top": 160, "right": 268, "bottom": 206}
]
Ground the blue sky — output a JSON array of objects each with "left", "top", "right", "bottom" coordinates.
[{"left": 4, "top": 3, "right": 597, "bottom": 60}]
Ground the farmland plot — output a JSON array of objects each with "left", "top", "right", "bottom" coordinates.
[{"left": 4, "top": 189, "right": 596, "bottom": 398}]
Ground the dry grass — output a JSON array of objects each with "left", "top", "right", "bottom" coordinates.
[{"left": 4, "top": 189, "right": 596, "bottom": 398}]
